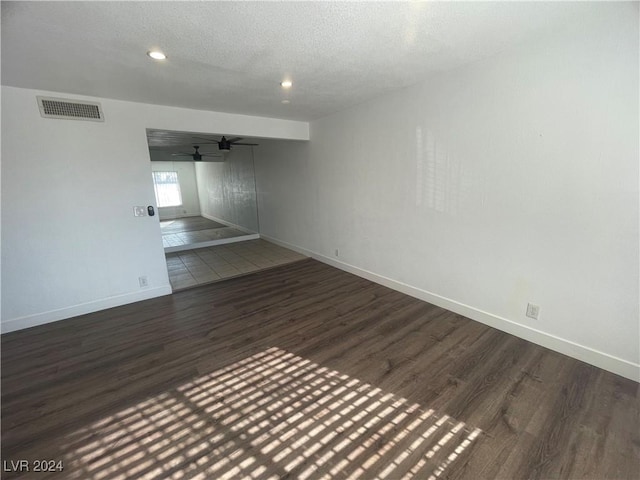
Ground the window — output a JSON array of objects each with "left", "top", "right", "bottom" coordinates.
[{"left": 152, "top": 171, "right": 183, "bottom": 207}]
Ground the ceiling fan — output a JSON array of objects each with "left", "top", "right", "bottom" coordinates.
[
  {"left": 194, "top": 136, "right": 259, "bottom": 152},
  {"left": 171, "top": 146, "right": 223, "bottom": 161}
]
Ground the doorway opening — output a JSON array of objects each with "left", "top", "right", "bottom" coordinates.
[
  {"left": 146, "top": 128, "right": 260, "bottom": 254},
  {"left": 145, "top": 129, "right": 307, "bottom": 291}
]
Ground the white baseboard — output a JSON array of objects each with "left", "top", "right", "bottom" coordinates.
[
  {"left": 260, "top": 234, "right": 640, "bottom": 382},
  {"left": 159, "top": 213, "right": 201, "bottom": 221},
  {"left": 164, "top": 234, "right": 260, "bottom": 253},
  {"left": 200, "top": 213, "right": 257, "bottom": 235},
  {"left": 1, "top": 286, "right": 172, "bottom": 334}
]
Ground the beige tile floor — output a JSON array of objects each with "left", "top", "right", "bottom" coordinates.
[{"left": 166, "top": 239, "right": 307, "bottom": 290}]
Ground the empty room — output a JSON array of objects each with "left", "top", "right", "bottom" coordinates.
[{"left": 1, "top": 2, "right": 638, "bottom": 479}]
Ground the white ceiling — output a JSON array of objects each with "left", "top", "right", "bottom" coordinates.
[{"left": 2, "top": 1, "right": 599, "bottom": 121}]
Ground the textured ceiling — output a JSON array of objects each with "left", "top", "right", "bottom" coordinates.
[{"left": 2, "top": 1, "right": 599, "bottom": 121}]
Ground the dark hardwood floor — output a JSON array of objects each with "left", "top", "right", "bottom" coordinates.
[{"left": 2, "top": 259, "right": 638, "bottom": 479}]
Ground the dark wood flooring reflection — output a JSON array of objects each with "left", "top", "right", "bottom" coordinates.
[{"left": 2, "top": 259, "right": 638, "bottom": 479}]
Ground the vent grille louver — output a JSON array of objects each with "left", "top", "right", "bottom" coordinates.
[{"left": 37, "top": 96, "right": 104, "bottom": 122}]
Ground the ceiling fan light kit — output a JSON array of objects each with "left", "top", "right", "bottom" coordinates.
[{"left": 218, "top": 137, "right": 232, "bottom": 152}]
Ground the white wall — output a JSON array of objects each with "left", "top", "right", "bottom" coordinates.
[
  {"left": 254, "top": 139, "right": 311, "bottom": 241},
  {"left": 195, "top": 148, "right": 259, "bottom": 232},
  {"left": 1, "top": 86, "right": 308, "bottom": 332},
  {"left": 254, "top": 4, "right": 640, "bottom": 380},
  {"left": 150, "top": 160, "right": 200, "bottom": 220}
]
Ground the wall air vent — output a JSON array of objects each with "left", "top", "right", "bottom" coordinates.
[{"left": 36, "top": 96, "right": 104, "bottom": 122}]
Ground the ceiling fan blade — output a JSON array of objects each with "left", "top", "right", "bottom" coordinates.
[
  {"left": 192, "top": 136, "right": 221, "bottom": 142},
  {"left": 232, "top": 142, "right": 259, "bottom": 146},
  {"left": 171, "top": 153, "right": 193, "bottom": 156},
  {"left": 226, "top": 137, "right": 243, "bottom": 143},
  {"left": 201, "top": 154, "right": 223, "bottom": 157}
]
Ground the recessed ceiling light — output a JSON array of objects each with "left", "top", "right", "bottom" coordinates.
[
  {"left": 147, "top": 50, "right": 167, "bottom": 60},
  {"left": 280, "top": 80, "right": 292, "bottom": 89},
  {"left": 281, "top": 100, "right": 290, "bottom": 104}
]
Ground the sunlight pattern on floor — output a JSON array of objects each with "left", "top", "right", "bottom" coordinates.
[{"left": 58, "top": 347, "right": 482, "bottom": 479}]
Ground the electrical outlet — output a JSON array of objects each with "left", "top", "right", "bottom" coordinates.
[
  {"left": 526, "top": 303, "right": 540, "bottom": 320},
  {"left": 139, "top": 276, "right": 149, "bottom": 288},
  {"left": 133, "top": 206, "right": 146, "bottom": 217}
]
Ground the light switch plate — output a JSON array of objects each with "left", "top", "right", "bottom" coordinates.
[{"left": 133, "top": 206, "right": 146, "bottom": 217}]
